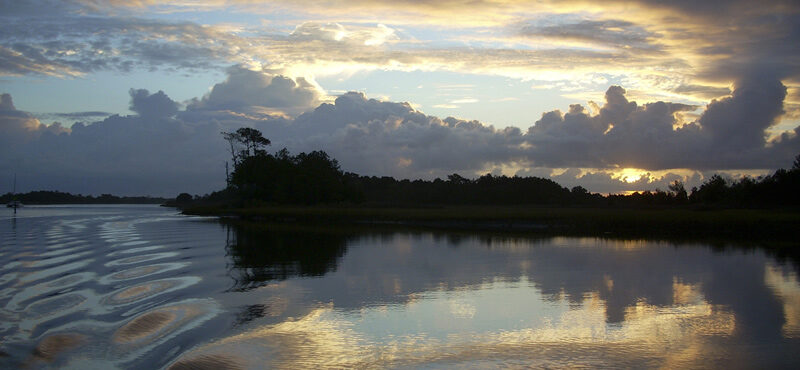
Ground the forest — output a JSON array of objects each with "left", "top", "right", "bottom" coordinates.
[{"left": 185, "top": 128, "right": 800, "bottom": 209}]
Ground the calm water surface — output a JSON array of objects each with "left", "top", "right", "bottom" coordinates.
[{"left": 1, "top": 205, "right": 799, "bottom": 368}]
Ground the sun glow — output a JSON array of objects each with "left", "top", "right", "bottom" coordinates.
[{"left": 615, "top": 168, "right": 647, "bottom": 183}]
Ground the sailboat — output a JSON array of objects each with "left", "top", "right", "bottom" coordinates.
[{"left": 6, "top": 174, "right": 22, "bottom": 211}]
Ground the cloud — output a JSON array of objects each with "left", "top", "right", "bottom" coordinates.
[
  {"left": 187, "top": 66, "right": 322, "bottom": 117},
  {"left": 290, "top": 22, "right": 397, "bottom": 46},
  {"left": 543, "top": 168, "right": 704, "bottom": 195},
  {"left": 281, "top": 92, "right": 521, "bottom": 178},
  {"left": 44, "top": 111, "right": 113, "bottom": 120},
  {"left": 129, "top": 89, "right": 179, "bottom": 118},
  {"left": 0, "top": 93, "right": 15, "bottom": 111},
  {"left": 0, "top": 93, "right": 69, "bottom": 147},
  {"left": 0, "top": 45, "right": 81, "bottom": 77},
  {"left": 1, "top": 74, "right": 798, "bottom": 195},
  {"left": 0, "top": 90, "right": 267, "bottom": 195},
  {"left": 699, "top": 75, "right": 787, "bottom": 152},
  {"left": 518, "top": 18, "right": 661, "bottom": 53},
  {"left": 0, "top": 11, "right": 244, "bottom": 76},
  {"left": 523, "top": 81, "right": 799, "bottom": 170},
  {"left": 671, "top": 84, "right": 731, "bottom": 100},
  {"left": 4, "top": 0, "right": 796, "bottom": 111}
]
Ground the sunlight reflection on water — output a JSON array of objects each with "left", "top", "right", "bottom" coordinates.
[
  {"left": 169, "top": 279, "right": 739, "bottom": 369},
  {"left": 0, "top": 205, "right": 799, "bottom": 368}
]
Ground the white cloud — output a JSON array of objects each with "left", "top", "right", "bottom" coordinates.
[{"left": 187, "top": 65, "right": 323, "bottom": 117}]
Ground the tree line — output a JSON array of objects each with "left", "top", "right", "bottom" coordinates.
[
  {"left": 0, "top": 190, "right": 167, "bottom": 205},
  {"left": 186, "top": 128, "right": 800, "bottom": 208}
]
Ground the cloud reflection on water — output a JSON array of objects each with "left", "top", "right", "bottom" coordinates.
[
  {"left": 2, "top": 208, "right": 798, "bottom": 368},
  {"left": 179, "top": 224, "right": 799, "bottom": 368},
  {"left": 171, "top": 279, "right": 737, "bottom": 368}
]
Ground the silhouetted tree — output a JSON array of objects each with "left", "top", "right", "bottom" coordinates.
[
  {"left": 668, "top": 180, "right": 688, "bottom": 203},
  {"left": 237, "top": 127, "right": 271, "bottom": 157},
  {"left": 176, "top": 193, "right": 193, "bottom": 204},
  {"left": 691, "top": 175, "right": 728, "bottom": 204},
  {"left": 215, "top": 132, "right": 799, "bottom": 208},
  {"left": 221, "top": 127, "right": 271, "bottom": 166}
]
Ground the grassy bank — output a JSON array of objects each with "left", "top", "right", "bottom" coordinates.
[{"left": 182, "top": 205, "right": 800, "bottom": 241}]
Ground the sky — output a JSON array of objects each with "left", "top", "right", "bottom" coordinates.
[{"left": 1, "top": 0, "right": 799, "bottom": 196}]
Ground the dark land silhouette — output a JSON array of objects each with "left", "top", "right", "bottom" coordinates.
[
  {"left": 171, "top": 128, "right": 800, "bottom": 242},
  {"left": 178, "top": 128, "right": 800, "bottom": 209},
  {"left": 0, "top": 190, "right": 167, "bottom": 205}
]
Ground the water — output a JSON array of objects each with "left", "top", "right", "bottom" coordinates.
[{"left": 1, "top": 205, "right": 799, "bottom": 368}]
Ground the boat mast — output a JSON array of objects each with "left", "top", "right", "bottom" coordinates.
[{"left": 11, "top": 173, "right": 17, "bottom": 214}]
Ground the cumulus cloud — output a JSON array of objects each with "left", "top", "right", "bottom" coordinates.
[
  {"left": 523, "top": 80, "right": 798, "bottom": 170},
  {"left": 1, "top": 74, "right": 798, "bottom": 195},
  {"left": 187, "top": 66, "right": 322, "bottom": 117},
  {"left": 0, "top": 93, "right": 68, "bottom": 147},
  {"left": 282, "top": 92, "right": 521, "bottom": 178},
  {"left": 0, "top": 91, "right": 260, "bottom": 195},
  {"left": 129, "top": 89, "right": 179, "bottom": 118},
  {"left": 699, "top": 75, "right": 786, "bottom": 150}
]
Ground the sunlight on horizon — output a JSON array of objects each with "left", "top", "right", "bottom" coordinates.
[{"left": 614, "top": 168, "right": 647, "bottom": 184}]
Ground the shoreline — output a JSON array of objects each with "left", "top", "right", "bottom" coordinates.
[{"left": 181, "top": 205, "right": 800, "bottom": 242}]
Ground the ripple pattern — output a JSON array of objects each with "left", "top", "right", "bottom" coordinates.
[{"left": 0, "top": 206, "right": 220, "bottom": 368}]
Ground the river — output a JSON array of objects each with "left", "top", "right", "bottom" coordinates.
[{"left": 1, "top": 205, "right": 798, "bottom": 368}]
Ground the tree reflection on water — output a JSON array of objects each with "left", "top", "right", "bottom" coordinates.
[{"left": 223, "top": 221, "right": 352, "bottom": 291}]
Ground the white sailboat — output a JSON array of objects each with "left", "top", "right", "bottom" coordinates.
[{"left": 6, "top": 174, "right": 22, "bottom": 212}]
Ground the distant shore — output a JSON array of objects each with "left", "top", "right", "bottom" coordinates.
[
  {"left": 1, "top": 190, "right": 167, "bottom": 205},
  {"left": 181, "top": 205, "right": 800, "bottom": 242}
]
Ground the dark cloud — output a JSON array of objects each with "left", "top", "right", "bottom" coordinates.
[
  {"left": 630, "top": 0, "right": 798, "bottom": 19},
  {"left": 0, "top": 93, "right": 13, "bottom": 111},
  {"left": 283, "top": 92, "right": 521, "bottom": 178},
  {"left": 45, "top": 111, "right": 112, "bottom": 120},
  {"left": 699, "top": 75, "right": 786, "bottom": 153},
  {"left": 671, "top": 84, "right": 731, "bottom": 99},
  {"left": 523, "top": 81, "right": 798, "bottom": 170},
  {"left": 0, "top": 93, "right": 244, "bottom": 195},
  {"left": 690, "top": 12, "right": 800, "bottom": 82},
  {"left": 129, "top": 88, "right": 179, "bottom": 118},
  {"left": 0, "top": 93, "right": 68, "bottom": 152},
  {"left": 0, "top": 45, "right": 76, "bottom": 76},
  {"left": 1, "top": 74, "right": 798, "bottom": 195},
  {"left": 519, "top": 19, "right": 661, "bottom": 53}
]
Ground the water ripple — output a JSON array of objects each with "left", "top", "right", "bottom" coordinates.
[
  {"left": 100, "top": 262, "right": 190, "bottom": 283},
  {"left": 103, "top": 277, "right": 201, "bottom": 307},
  {"left": 112, "top": 299, "right": 220, "bottom": 355},
  {"left": 105, "top": 252, "right": 179, "bottom": 267},
  {"left": 0, "top": 206, "right": 210, "bottom": 367}
]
